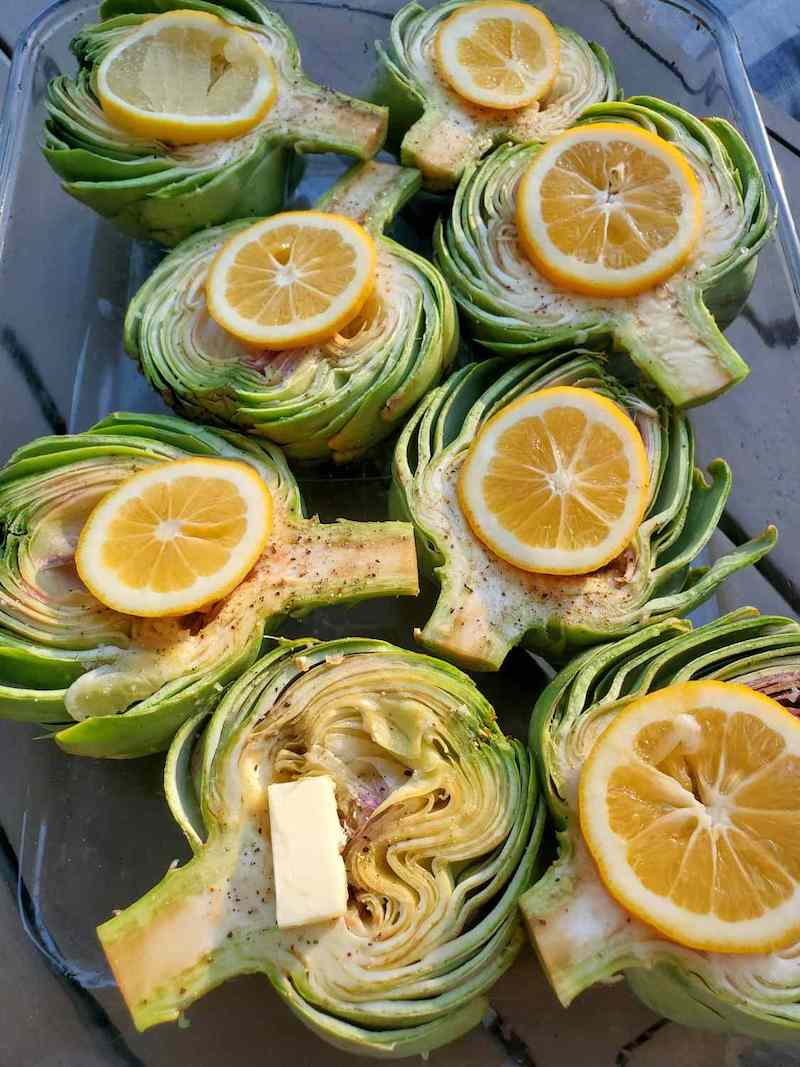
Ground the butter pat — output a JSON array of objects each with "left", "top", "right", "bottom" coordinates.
[{"left": 268, "top": 775, "right": 348, "bottom": 929}]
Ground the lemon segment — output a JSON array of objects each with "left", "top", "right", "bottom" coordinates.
[
  {"left": 434, "top": 1, "right": 560, "bottom": 111},
  {"left": 76, "top": 458, "right": 272, "bottom": 618},
  {"left": 206, "top": 210, "right": 378, "bottom": 349},
  {"left": 516, "top": 123, "right": 703, "bottom": 296},
  {"left": 579, "top": 679, "right": 800, "bottom": 954},
  {"left": 96, "top": 10, "right": 277, "bottom": 144},
  {"left": 457, "top": 386, "right": 649, "bottom": 575}
]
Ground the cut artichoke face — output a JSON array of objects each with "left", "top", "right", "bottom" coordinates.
[
  {"left": 0, "top": 413, "right": 419, "bottom": 759},
  {"left": 437, "top": 97, "right": 773, "bottom": 408},
  {"left": 98, "top": 637, "right": 544, "bottom": 1057},
  {"left": 521, "top": 610, "right": 800, "bottom": 1042},
  {"left": 125, "top": 160, "right": 458, "bottom": 463},
  {"left": 44, "top": 0, "right": 388, "bottom": 245},
  {"left": 391, "top": 350, "right": 776, "bottom": 670},
  {"left": 373, "top": 0, "right": 618, "bottom": 191}
]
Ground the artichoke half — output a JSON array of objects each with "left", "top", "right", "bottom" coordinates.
[
  {"left": 124, "top": 160, "right": 458, "bottom": 462},
  {"left": 521, "top": 609, "right": 800, "bottom": 1042},
  {"left": 0, "top": 413, "right": 419, "bottom": 758},
  {"left": 44, "top": 0, "right": 388, "bottom": 245},
  {"left": 436, "top": 97, "right": 772, "bottom": 407},
  {"left": 391, "top": 349, "right": 776, "bottom": 670},
  {"left": 372, "top": 0, "right": 617, "bottom": 190},
  {"left": 98, "top": 637, "right": 544, "bottom": 1057}
]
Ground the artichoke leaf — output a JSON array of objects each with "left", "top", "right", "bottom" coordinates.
[
  {"left": 125, "top": 160, "right": 457, "bottom": 462},
  {"left": 437, "top": 97, "right": 773, "bottom": 408},
  {"left": 44, "top": 0, "right": 388, "bottom": 244},
  {"left": 391, "top": 351, "right": 776, "bottom": 669},
  {"left": 522, "top": 610, "right": 800, "bottom": 1041},
  {"left": 372, "top": 0, "right": 618, "bottom": 191},
  {"left": 0, "top": 413, "right": 419, "bottom": 758},
  {"left": 98, "top": 638, "right": 544, "bottom": 1055}
]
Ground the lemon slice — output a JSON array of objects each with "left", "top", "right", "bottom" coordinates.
[
  {"left": 96, "top": 10, "right": 277, "bottom": 145},
  {"left": 76, "top": 458, "right": 272, "bottom": 617},
  {"left": 206, "top": 210, "right": 377, "bottom": 349},
  {"left": 516, "top": 123, "right": 703, "bottom": 297},
  {"left": 435, "top": 1, "right": 560, "bottom": 110},
  {"left": 458, "top": 386, "right": 649, "bottom": 575},
  {"left": 580, "top": 680, "right": 800, "bottom": 954}
]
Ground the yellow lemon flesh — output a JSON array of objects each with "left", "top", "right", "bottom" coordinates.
[
  {"left": 76, "top": 457, "right": 272, "bottom": 617},
  {"left": 516, "top": 123, "right": 703, "bottom": 296},
  {"left": 435, "top": 1, "right": 560, "bottom": 110},
  {"left": 458, "top": 385, "right": 649, "bottom": 575},
  {"left": 206, "top": 210, "right": 377, "bottom": 349},
  {"left": 580, "top": 679, "right": 800, "bottom": 954},
  {"left": 96, "top": 10, "right": 277, "bottom": 144}
]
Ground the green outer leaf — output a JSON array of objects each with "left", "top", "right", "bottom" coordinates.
[
  {"left": 98, "top": 638, "right": 545, "bottom": 1055},
  {"left": 436, "top": 96, "right": 774, "bottom": 408},
  {"left": 522, "top": 610, "right": 800, "bottom": 1040},
  {"left": 391, "top": 348, "right": 775, "bottom": 668},
  {"left": 43, "top": 0, "right": 388, "bottom": 245}
]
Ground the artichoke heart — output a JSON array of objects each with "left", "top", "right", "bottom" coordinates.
[
  {"left": 98, "top": 637, "right": 544, "bottom": 1057},
  {"left": 437, "top": 97, "right": 772, "bottom": 407},
  {"left": 44, "top": 0, "right": 388, "bottom": 245},
  {"left": 372, "top": 0, "right": 618, "bottom": 190},
  {"left": 0, "top": 413, "right": 419, "bottom": 758},
  {"left": 125, "top": 160, "right": 458, "bottom": 462},
  {"left": 391, "top": 349, "right": 776, "bottom": 670},
  {"left": 522, "top": 609, "right": 800, "bottom": 1042}
]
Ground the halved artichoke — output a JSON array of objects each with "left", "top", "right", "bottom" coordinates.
[
  {"left": 391, "top": 349, "right": 776, "bottom": 670},
  {"left": 436, "top": 97, "right": 772, "bottom": 407},
  {"left": 0, "top": 413, "right": 418, "bottom": 758},
  {"left": 44, "top": 0, "right": 388, "bottom": 245},
  {"left": 522, "top": 608, "right": 800, "bottom": 1041},
  {"left": 98, "top": 636, "right": 544, "bottom": 1057},
  {"left": 372, "top": 0, "right": 618, "bottom": 190},
  {"left": 124, "top": 160, "right": 458, "bottom": 462}
]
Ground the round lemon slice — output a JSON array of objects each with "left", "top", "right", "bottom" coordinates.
[
  {"left": 435, "top": 1, "right": 558, "bottom": 109},
  {"left": 96, "top": 10, "right": 277, "bottom": 145},
  {"left": 580, "top": 679, "right": 800, "bottom": 954},
  {"left": 435, "top": 1, "right": 560, "bottom": 110},
  {"left": 76, "top": 458, "right": 272, "bottom": 617},
  {"left": 206, "top": 210, "right": 377, "bottom": 349},
  {"left": 458, "top": 385, "right": 649, "bottom": 575},
  {"left": 516, "top": 123, "right": 703, "bottom": 297}
]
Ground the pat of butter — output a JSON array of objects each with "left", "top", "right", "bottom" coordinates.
[{"left": 268, "top": 775, "right": 348, "bottom": 929}]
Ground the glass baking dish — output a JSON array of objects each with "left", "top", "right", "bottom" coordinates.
[{"left": 0, "top": 1, "right": 798, "bottom": 1064}]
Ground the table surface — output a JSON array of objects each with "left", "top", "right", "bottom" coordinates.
[{"left": 1, "top": 3, "right": 800, "bottom": 1067}]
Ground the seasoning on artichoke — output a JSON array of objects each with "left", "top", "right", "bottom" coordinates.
[
  {"left": 0, "top": 413, "right": 419, "bottom": 759},
  {"left": 521, "top": 608, "right": 800, "bottom": 1041},
  {"left": 125, "top": 160, "right": 458, "bottom": 462},
  {"left": 43, "top": 0, "right": 388, "bottom": 245},
  {"left": 98, "top": 637, "right": 543, "bottom": 1056},
  {"left": 372, "top": 0, "right": 618, "bottom": 190},
  {"left": 436, "top": 97, "right": 772, "bottom": 407},
  {"left": 391, "top": 349, "right": 776, "bottom": 670}
]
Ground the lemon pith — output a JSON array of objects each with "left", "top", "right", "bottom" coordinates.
[
  {"left": 76, "top": 457, "right": 272, "bottom": 617},
  {"left": 516, "top": 122, "right": 703, "bottom": 297},
  {"left": 579, "top": 679, "right": 800, "bottom": 954},
  {"left": 457, "top": 385, "right": 650, "bottom": 575},
  {"left": 96, "top": 10, "right": 277, "bottom": 144}
]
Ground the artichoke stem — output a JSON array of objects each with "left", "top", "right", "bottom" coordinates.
[
  {"left": 401, "top": 111, "right": 484, "bottom": 192},
  {"left": 278, "top": 518, "right": 420, "bottom": 615},
  {"left": 280, "top": 84, "right": 388, "bottom": 161},
  {"left": 316, "top": 160, "right": 422, "bottom": 235}
]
